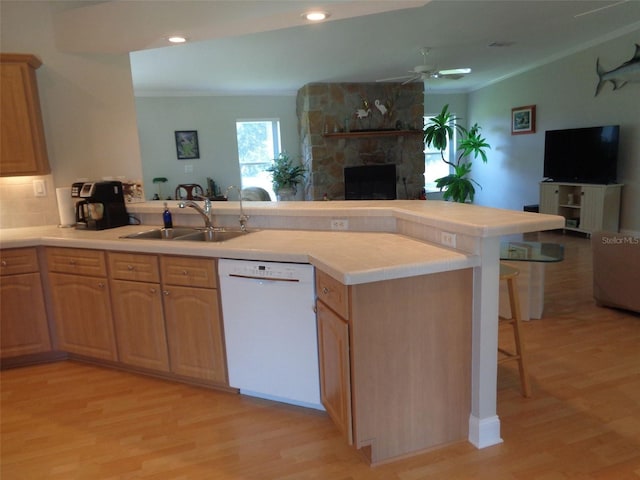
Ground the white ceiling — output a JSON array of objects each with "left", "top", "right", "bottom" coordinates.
[{"left": 53, "top": 0, "right": 640, "bottom": 96}]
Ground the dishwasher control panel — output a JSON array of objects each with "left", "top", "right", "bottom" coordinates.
[{"left": 221, "top": 259, "right": 312, "bottom": 281}]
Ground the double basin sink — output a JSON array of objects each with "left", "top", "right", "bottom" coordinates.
[{"left": 122, "top": 227, "right": 252, "bottom": 243}]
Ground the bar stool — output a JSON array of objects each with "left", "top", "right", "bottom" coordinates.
[{"left": 499, "top": 262, "right": 531, "bottom": 397}]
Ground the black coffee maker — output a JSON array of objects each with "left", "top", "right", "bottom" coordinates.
[{"left": 72, "top": 181, "right": 129, "bottom": 230}]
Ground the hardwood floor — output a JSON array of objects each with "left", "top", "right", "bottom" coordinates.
[{"left": 2, "top": 231, "right": 639, "bottom": 479}]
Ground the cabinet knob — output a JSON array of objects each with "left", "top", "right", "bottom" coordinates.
[
  {"left": 1, "top": 260, "right": 6, "bottom": 267},
  {"left": 149, "top": 287, "right": 157, "bottom": 294},
  {"left": 163, "top": 290, "right": 170, "bottom": 296},
  {"left": 182, "top": 270, "right": 188, "bottom": 276},
  {"left": 97, "top": 282, "right": 105, "bottom": 288},
  {"left": 69, "top": 259, "right": 77, "bottom": 265},
  {"left": 322, "top": 287, "right": 330, "bottom": 295},
  {"left": 127, "top": 264, "right": 135, "bottom": 271}
]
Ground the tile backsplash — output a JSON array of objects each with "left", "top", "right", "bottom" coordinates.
[{"left": 0, "top": 175, "right": 60, "bottom": 229}]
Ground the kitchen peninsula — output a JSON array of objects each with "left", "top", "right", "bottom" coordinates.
[{"left": 0, "top": 200, "right": 563, "bottom": 464}]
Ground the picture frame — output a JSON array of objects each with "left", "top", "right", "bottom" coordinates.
[
  {"left": 175, "top": 130, "right": 200, "bottom": 159},
  {"left": 511, "top": 105, "right": 536, "bottom": 135}
]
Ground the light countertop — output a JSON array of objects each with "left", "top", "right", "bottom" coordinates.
[
  {"left": 0, "top": 225, "right": 478, "bottom": 285},
  {"left": 0, "top": 201, "right": 564, "bottom": 285}
]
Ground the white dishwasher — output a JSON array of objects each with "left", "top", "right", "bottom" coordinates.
[{"left": 218, "top": 259, "right": 323, "bottom": 410}]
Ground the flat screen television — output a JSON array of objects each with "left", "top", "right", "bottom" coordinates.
[{"left": 543, "top": 125, "right": 619, "bottom": 184}]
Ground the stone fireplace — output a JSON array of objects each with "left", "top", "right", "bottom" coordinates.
[{"left": 296, "top": 82, "right": 424, "bottom": 200}]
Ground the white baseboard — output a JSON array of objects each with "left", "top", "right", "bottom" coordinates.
[{"left": 468, "top": 414, "right": 503, "bottom": 449}]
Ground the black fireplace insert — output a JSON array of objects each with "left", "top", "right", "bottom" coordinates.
[{"left": 344, "top": 164, "right": 397, "bottom": 200}]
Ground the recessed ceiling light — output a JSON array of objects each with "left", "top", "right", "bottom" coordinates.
[
  {"left": 167, "top": 36, "right": 187, "bottom": 44},
  {"left": 303, "top": 11, "right": 330, "bottom": 21}
]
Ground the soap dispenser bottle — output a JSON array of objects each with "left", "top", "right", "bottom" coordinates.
[{"left": 163, "top": 202, "right": 173, "bottom": 229}]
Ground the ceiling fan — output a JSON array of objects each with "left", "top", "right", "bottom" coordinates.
[{"left": 377, "top": 47, "right": 471, "bottom": 85}]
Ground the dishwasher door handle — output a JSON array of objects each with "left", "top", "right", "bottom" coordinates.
[{"left": 228, "top": 273, "right": 300, "bottom": 283}]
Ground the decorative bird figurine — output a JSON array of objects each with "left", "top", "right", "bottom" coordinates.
[
  {"left": 355, "top": 108, "right": 371, "bottom": 119},
  {"left": 375, "top": 99, "right": 388, "bottom": 116}
]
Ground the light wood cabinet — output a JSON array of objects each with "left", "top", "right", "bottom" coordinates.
[
  {"left": 46, "top": 248, "right": 117, "bottom": 361},
  {"left": 160, "top": 256, "right": 226, "bottom": 383},
  {"left": 0, "top": 248, "right": 51, "bottom": 358},
  {"left": 539, "top": 182, "right": 622, "bottom": 234},
  {"left": 108, "top": 252, "right": 169, "bottom": 372},
  {"left": 0, "top": 54, "right": 50, "bottom": 176},
  {"left": 316, "top": 300, "right": 352, "bottom": 444},
  {"left": 315, "top": 267, "right": 473, "bottom": 465}
]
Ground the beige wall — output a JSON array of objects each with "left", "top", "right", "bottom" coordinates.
[
  {"left": 468, "top": 30, "right": 640, "bottom": 234},
  {"left": 0, "top": 2, "right": 142, "bottom": 184}
]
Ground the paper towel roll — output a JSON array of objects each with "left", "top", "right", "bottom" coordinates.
[{"left": 56, "top": 187, "right": 76, "bottom": 227}]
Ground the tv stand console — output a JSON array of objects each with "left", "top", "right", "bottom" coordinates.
[{"left": 539, "top": 182, "right": 622, "bottom": 235}]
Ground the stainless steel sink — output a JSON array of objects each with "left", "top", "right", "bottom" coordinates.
[
  {"left": 122, "top": 227, "right": 199, "bottom": 240},
  {"left": 178, "top": 228, "right": 252, "bottom": 242},
  {"left": 121, "top": 227, "right": 253, "bottom": 242}
]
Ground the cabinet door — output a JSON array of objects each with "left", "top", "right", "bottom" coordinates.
[
  {"left": 110, "top": 279, "right": 169, "bottom": 372},
  {"left": 0, "top": 272, "right": 51, "bottom": 358},
  {"left": 0, "top": 55, "right": 49, "bottom": 176},
  {"left": 539, "top": 183, "right": 559, "bottom": 215},
  {"left": 162, "top": 285, "right": 226, "bottom": 383},
  {"left": 580, "top": 185, "right": 605, "bottom": 233},
  {"left": 48, "top": 272, "right": 117, "bottom": 361},
  {"left": 317, "top": 300, "right": 353, "bottom": 444}
]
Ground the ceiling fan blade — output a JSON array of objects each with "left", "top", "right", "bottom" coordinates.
[
  {"left": 438, "top": 68, "right": 471, "bottom": 76},
  {"left": 376, "top": 74, "right": 415, "bottom": 82},
  {"left": 437, "top": 74, "right": 464, "bottom": 80},
  {"left": 401, "top": 75, "right": 422, "bottom": 85}
]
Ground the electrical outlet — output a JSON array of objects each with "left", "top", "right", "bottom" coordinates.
[
  {"left": 184, "top": 164, "right": 193, "bottom": 174},
  {"left": 441, "top": 231, "right": 457, "bottom": 248},
  {"left": 331, "top": 219, "right": 349, "bottom": 230}
]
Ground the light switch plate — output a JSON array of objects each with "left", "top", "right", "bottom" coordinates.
[{"left": 33, "top": 179, "right": 46, "bottom": 197}]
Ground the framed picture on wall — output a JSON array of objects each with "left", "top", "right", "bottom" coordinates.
[
  {"left": 511, "top": 105, "right": 536, "bottom": 135},
  {"left": 175, "top": 130, "right": 200, "bottom": 159}
]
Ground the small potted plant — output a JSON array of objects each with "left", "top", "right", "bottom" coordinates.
[
  {"left": 424, "top": 104, "right": 490, "bottom": 203},
  {"left": 266, "top": 152, "right": 306, "bottom": 201}
]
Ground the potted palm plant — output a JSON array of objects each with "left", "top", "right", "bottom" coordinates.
[
  {"left": 424, "top": 104, "right": 490, "bottom": 203},
  {"left": 266, "top": 152, "right": 306, "bottom": 200}
]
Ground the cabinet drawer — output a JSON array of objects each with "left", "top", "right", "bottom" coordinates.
[
  {"left": 0, "top": 247, "right": 39, "bottom": 275},
  {"left": 316, "top": 269, "right": 349, "bottom": 319},
  {"left": 160, "top": 255, "right": 217, "bottom": 289},
  {"left": 108, "top": 252, "right": 160, "bottom": 283},
  {"left": 45, "top": 247, "right": 106, "bottom": 277}
]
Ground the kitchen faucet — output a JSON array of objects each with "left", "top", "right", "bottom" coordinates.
[
  {"left": 178, "top": 195, "right": 213, "bottom": 229},
  {"left": 225, "top": 185, "right": 249, "bottom": 231}
]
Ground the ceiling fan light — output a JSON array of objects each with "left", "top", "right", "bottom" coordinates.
[{"left": 303, "top": 11, "right": 330, "bottom": 21}]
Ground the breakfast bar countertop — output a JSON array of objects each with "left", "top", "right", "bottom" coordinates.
[{"left": 0, "top": 200, "right": 564, "bottom": 285}]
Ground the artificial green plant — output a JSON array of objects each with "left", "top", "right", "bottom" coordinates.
[
  {"left": 424, "top": 104, "right": 491, "bottom": 203},
  {"left": 265, "top": 152, "right": 306, "bottom": 194}
]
